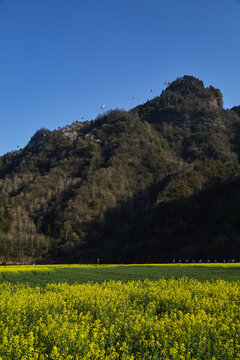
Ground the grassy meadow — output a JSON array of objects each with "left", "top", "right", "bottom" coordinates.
[
  {"left": 0, "top": 264, "right": 239, "bottom": 359},
  {"left": 0, "top": 263, "right": 239, "bottom": 285}
]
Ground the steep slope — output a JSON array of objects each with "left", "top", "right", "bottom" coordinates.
[{"left": 0, "top": 75, "right": 240, "bottom": 263}]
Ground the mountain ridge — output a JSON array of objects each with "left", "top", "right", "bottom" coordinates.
[{"left": 0, "top": 75, "right": 240, "bottom": 264}]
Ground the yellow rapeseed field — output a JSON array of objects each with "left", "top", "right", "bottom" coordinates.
[{"left": 0, "top": 277, "right": 239, "bottom": 359}]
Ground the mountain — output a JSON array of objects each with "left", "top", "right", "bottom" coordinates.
[{"left": 1, "top": 75, "right": 240, "bottom": 264}]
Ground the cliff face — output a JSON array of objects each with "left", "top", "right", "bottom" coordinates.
[{"left": 0, "top": 75, "right": 240, "bottom": 264}]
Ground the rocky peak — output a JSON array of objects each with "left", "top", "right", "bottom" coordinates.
[
  {"left": 134, "top": 75, "right": 224, "bottom": 129},
  {"left": 165, "top": 76, "right": 223, "bottom": 109}
]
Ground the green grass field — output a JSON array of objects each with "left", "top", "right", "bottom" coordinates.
[{"left": 0, "top": 263, "right": 239, "bottom": 285}]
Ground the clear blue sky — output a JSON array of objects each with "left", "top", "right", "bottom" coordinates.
[{"left": 0, "top": 0, "right": 239, "bottom": 155}]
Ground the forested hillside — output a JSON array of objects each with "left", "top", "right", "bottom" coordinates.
[{"left": 1, "top": 75, "right": 240, "bottom": 264}]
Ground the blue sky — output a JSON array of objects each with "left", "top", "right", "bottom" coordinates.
[{"left": 0, "top": 0, "right": 239, "bottom": 155}]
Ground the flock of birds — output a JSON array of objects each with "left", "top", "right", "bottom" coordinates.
[
  {"left": 15, "top": 82, "right": 171, "bottom": 149},
  {"left": 98, "top": 81, "right": 171, "bottom": 117}
]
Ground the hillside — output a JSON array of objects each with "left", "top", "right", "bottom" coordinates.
[{"left": 1, "top": 75, "right": 240, "bottom": 264}]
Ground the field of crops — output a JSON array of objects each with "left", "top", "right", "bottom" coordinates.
[
  {"left": 0, "top": 263, "right": 240, "bottom": 285},
  {"left": 0, "top": 264, "right": 239, "bottom": 359}
]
